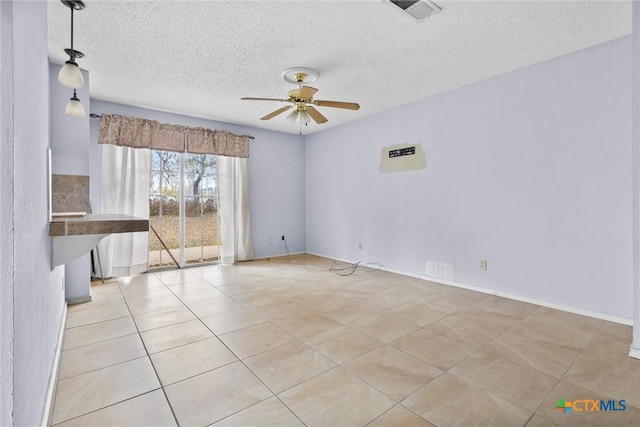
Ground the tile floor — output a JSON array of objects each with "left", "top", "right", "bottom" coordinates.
[{"left": 52, "top": 254, "right": 639, "bottom": 426}]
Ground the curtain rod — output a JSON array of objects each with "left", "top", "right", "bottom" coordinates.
[{"left": 89, "top": 113, "right": 255, "bottom": 139}]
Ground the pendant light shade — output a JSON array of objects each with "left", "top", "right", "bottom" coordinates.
[
  {"left": 58, "top": 60, "right": 84, "bottom": 88},
  {"left": 286, "top": 110, "right": 298, "bottom": 123},
  {"left": 58, "top": 0, "right": 86, "bottom": 89},
  {"left": 298, "top": 110, "right": 311, "bottom": 125},
  {"left": 286, "top": 109, "right": 312, "bottom": 125},
  {"left": 66, "top": 89, "right": 85, "bottom": 117}
]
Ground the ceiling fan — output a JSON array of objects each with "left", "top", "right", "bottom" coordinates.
[{"left": 241, "top": 67, "right": 360, "bottom": 125}]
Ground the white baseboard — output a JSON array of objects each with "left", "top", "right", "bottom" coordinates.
[
  {"left": 251, "top": 251, "right": 306, "bottom": 261},
  {"left": 629, "top": 347, "right": 640, "bottom": 359},
  {"left": 66, "top": 295, "right": 91, "bottom": 305},
  {"left": 306, "top": 251, "right": 633, "bottom": 326},
  {"left": 305, "top": 252, "right": 360, "bottom": 266},
  {"left": 417, "top": 274, "right": 632, "bottom": 326},
  {"left": 42, "top": 304, "right": 66, "bottom": 427}
]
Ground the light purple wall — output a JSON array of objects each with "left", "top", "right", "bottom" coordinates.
[
  {"left": 306, "top": 36, "right": 633, "bottom": 318},
  {"left": 89, "top": 100, "right": 305, "bottom": 258},
  {"left": 1, "top": 1, "right": 67, "bottom": 425},
  {"left": 631, "top": 3, "right": 639, "bottom": 354},
  {"left": 0, "top": 2, "right": 14, "bottom": 424}
]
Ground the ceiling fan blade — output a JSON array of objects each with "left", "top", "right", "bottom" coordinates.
[
  {"left": 298, "top": 86, "right": 319, "bottom": 99},
  {"left": 242, "top": 97, "right": 290, "bottom": 102},
  {"left": 306, "top": 106, "right": 328, "bottom": 124},
  {"left": 314, "top": 100, "right": 360, "bottom": 110},
  {"left": 260, "top": 106, "right": 291, "bottom": 120}
]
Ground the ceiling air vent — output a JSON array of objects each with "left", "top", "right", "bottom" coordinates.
[{"left": 389, "top": 0, "right": 441, "bottom": 21}]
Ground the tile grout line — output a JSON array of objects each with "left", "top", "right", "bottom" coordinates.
[
  {"left": 180, "top": 269, "right": 378, "bottom": 425},
  {"left": 432, "top": 302, "right": 589, "bottom": 423},
  {"left": 57, "top": 257, "right": 634, "bottom": 426},
  {"left": 119, "top": 279, "right": 181, "bottom": 427},
  {"left": 175, "top": 270, "right": 307, "bottom": 425},
  {"left": 51, "top": 389, "right": 166, "bottom": 426},
  {"left": 53, "top": 279, "right": 170, "bottom": 425},
  {"left": 158, "top": 272, "right": 285, "bottom": 425},
  {"left": 383, "top": 301, "right": 543, "bottom": 422}
]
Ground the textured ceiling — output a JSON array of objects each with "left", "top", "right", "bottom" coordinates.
[{"left": 47, "top": 1, "right": 632, "bottom": 135}]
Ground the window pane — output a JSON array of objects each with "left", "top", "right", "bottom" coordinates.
[
  {"left": 150, "top": 171, "right": 162, "bottom": 195},
  {"left": 186, "top": 215, "right": 202, "bottom": 242},
  {"left": 152, "top": 151, "right": 180, "bottom": 171},
  {"left": 203, "top": 215, "right": 221, "bottom": 246},
  {"left": 152, "top": 151, "right": 180, "bottom": 196},
  {"left": 199, "top": 176, "right": 216, "bottom": 196},
  {"left": 184, "top": 196, "right": 202, "bottom": 218}
]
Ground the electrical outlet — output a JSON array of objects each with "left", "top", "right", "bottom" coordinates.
[
  {"left": 480, "top": 260, "right": 487, "bottom": 271},
  {"left": 358, "top": 242, "right": 362, "bottom": 250},
  {"left": 267, "top": 238, "right": 272, "bottom": 245}
]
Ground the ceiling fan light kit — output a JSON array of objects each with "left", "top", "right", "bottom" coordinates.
[
  {"left": 242, "top": 67, "right": 360, "bottom": 127},
  {"left": 298, "top": 110, "right": 312, "bottom": 125},
  {"left": 58, "top": 0, "right": 86, "bottom": 117}
]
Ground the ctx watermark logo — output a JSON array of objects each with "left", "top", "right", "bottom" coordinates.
[{"left": 555, "top": 397, "right": 627, "bottom": 415}]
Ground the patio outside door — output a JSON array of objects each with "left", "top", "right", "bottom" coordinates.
[{"left": 148, "top": 150, "right": 220, "bottom": 268}]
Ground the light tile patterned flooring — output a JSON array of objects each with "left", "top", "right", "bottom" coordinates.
[{"left": 52, "top": 254, "right": 639, "bottom": 426}]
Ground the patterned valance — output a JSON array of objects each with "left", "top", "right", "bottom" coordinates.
[{"left": 98, "top": 114, "right": 250, "bottom": 158}]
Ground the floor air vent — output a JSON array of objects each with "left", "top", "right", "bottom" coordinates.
[{"left": 389, "top": 1, "right": 441, "bottom": 21}]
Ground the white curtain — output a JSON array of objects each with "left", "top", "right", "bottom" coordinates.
[
  {"left": 98, "top": 144, "right": 151, "bottom": 277},
  {"left": 218, "top": 156, "right": 253, "bottom": 264}
]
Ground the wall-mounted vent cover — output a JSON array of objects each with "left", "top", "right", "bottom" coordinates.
[
  {"left": 389, "top": 1, "right": 441, "bottom": 21},
  {"left": 425, "top": 260, "right": 455, "bottom": 281}
]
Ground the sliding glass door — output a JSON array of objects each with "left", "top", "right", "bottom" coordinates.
[{"left": 148, "top": 150, "right": 220, "bottom": 268}]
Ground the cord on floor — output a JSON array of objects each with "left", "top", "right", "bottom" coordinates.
[
  {"left": 329, "top": 260, "right": 384, "bottom": 276},
  {"left": 329, "top": 260, "right": 361, "bottom": 276}
]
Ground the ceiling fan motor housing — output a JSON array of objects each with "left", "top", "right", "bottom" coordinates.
[
  {"left": 241, "top": 67, "right": 359, "bottom": 124},
  {"left": 287, "top": 88, "right": 313, "bottom": 102}
]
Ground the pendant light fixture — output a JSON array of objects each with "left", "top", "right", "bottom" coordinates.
[
  {"left": 58, "top": 0, "right": 85, "bottom": 89},
  {"left": 65, "top": 89, "right": 85, "bottom": 117}
]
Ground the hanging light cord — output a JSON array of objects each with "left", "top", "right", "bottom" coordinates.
[{"left": 69, "top": 7, "right": 75, "bottom": 59}]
